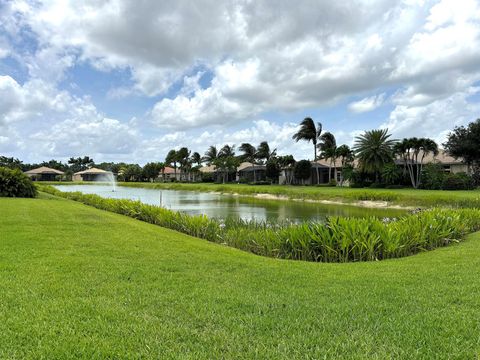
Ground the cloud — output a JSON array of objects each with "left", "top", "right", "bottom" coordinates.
[
  {"left": 382, "top": 87, "right": 480, "bottom": 143},
  {"left": 348, "top": 93, "right": 386, "bottom": 113}
]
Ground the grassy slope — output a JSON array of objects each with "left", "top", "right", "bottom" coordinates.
[
  {"left": 1, "top": 197, "right": 480, "bottom": 359},
  {"left": 47, "top": 181, "right": 480, "bottom": 208}
]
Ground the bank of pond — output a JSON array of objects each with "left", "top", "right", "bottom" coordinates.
[{"left": 40, "top": 184, "right": 480, "bottom": 263}]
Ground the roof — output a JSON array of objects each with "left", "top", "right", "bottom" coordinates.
[
  {"left": 239, "top": 164, "right": 267, "bottom": 172},
  {"left": 237, "top": 162, "right": 256, "bottom": 171},
  {"left": 199, "top": 165, "right": 216, "bottom": 173},
  {"left": 161, "top": 166, "right": 176, "bottom": 175},
  {"left": 24, "top": 166, "right": 64, "bottom": 175},
  {"left": 74, "top": 167, "right": 112, "bottom": 175}
]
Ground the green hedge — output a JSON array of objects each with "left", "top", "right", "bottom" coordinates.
[
  {"left": 39, "top": 185, "right": 480, "bottom": 263},
  {"left": 0, "top": 167, "right": 37, "bottom": 198}
]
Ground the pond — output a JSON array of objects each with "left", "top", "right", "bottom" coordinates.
[{"left": 54, "top": 185, "right": 408, "bottom": 223}]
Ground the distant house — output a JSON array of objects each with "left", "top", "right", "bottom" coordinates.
[
  {"left": 24, "top": 166, "right": 64, "bottom": 181},
  {"left": 421, "top": 151, "right": 469, "bottom": 174},
  {"left": 158, "top": 166, "right": 181, "bottom": 181},
  {"left": 237, "top": 162, "right": 267, "bottom": 182},
  {"left": 73, "top": 167, "right": 114, "bottom": 181}
]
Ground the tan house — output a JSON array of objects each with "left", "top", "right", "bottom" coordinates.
[
  {"left": 157, "top": 166, "right": 181, "bottom": 181},
  {"left": 24, "top": 166, "right": 64, "bottom": 181},
  {"left": 73, "top": 167, "right": 114, "bottom": 181}
]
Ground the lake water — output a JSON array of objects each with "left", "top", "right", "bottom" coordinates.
[{"left": 54, "top": 185, "right": 407, "bottom": 223}]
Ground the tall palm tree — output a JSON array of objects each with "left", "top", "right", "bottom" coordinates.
[
  {"left": 176, "top": 147, "right": 190, "bottom": 181},
  {"left": 318, "top": 132, "right": 337, "bottom": 182},
  {"left": 336, "top": 144, "right": 354, "bottom": 186},
  {"left": 394, "top": 137, "right": 438, "bottom": 188},
  {"left": 165, "top": 149, "right": 178, "bottom": 180},
  {"left": 239, "top": 143, "right": 258, "bottom": 182},
  {"left": 203, "top": 146, "right": 218, "bottom": 166},
  {"left": 354, "top": 129, "right": 396, "bottom": 182},
  {"left": 292, "top": 117, "right": 323, "bottom": 184},
  {"left": 218, "top": 144, "right": 236, "bottom": 158},
  {"left": 256, "top": 141, "right": 277, "bottom": 164}
]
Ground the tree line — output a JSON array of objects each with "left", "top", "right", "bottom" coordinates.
[{"left": 1, "top": 118, "right": 479, "bottom": 188}]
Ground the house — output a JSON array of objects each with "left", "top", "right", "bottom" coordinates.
[
  {"left": 158, "top": 166, "right": 181, "bottom": 181},
  {"left": 421, "top": 151, "right": 469, "bottom": 174},
  {"left": 24, "top": 166, "right": 64, "bottom": 181},
  {"left": 73, "top": 167, "right": 114, "bottom": 181},
  {"left": 237, "top": 162, "right": 267, "bottom": 182}
]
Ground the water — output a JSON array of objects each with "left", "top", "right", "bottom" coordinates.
[{"left": 53, "top": 185, "right": 407, "bottom": 223}]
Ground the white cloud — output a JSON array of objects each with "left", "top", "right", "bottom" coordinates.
[
  {"left": 348, "top": 93, "right": 386, "bottom": 113},
  {"left": 382, "top": 87, "right": 480, "bottom": 143}
]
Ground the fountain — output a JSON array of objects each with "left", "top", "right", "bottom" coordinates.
[{"left": 96, "top": 172, "right": 117, "bottom": 192}]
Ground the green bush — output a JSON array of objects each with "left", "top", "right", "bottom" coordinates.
[
  {"left": 328, "top": 179, "right": 337, "bottom": 187},
  {"left": 421, "top": 163, "right": 445, "bottom": 190},
  {"left": 442, "top": 172, "right": 475, "bottom": 190},
  {"left": 39, "top": 185, "right": 480, "bottom": 263},
  {"left": 0, "top": 167, "right": 37, "bottom": 198}
]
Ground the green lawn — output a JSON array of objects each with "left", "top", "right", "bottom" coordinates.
[
  {"left": 1, "top": 196, "right": 480, "bottom": 359},
  {"left": 49, "top": 181, "right": 480, "bottom": 208}
]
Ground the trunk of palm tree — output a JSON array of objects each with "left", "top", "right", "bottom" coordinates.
[{"left": 314, "top": 145, "right": 320, "bottom": 185}]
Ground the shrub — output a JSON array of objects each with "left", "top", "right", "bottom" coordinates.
[
  {"left": 442, "top": 172, "right": 475, "bottom": 190},
  {"left": 421, "top": 163, "right": 445, "bottom": 190},
  {"left": 249, "top": 181, "right": 271, "bottom": 185},
  {"left": 0, "top": 167, "right": 37, "bottom": 198},
  {"left": 328, "top": 179, "right": 337, "bottom": 187}
]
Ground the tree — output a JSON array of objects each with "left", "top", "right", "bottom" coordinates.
[
  {"left": 394, "top": 137, "right": 438, "bottom": 188},
  {"left": 256, "top": 141, "right": 277, "bottom": 164},
  {"left": 353, "top": 129, "right": 396, "bottom": 182},
  {"left": 294, "top": 160, "right": 312, "bottom": 185},
  {"left": 176, "top": 147, "right": 191, "bottom": 181},
  {"left": 120, "top": 164, "right": 143, "bottom": 182},
  {"left": 238, "top": 143, "right": 258, "bottom": 182},
  {"left": 203, "top": 146, "right": 218, "bottom": 165},
  {"left": 265, "top": 159, "right": 280, "bottom": 183},
  {"left": 191, "top": 152, "right": 202, "bottom": 167},
  {"left": 292, "top": 117, "right": 322, "bottom": 184},
  {"left": 444, "top": 119, "right": 480, "bottom": 184},
  {"left": 165, "top": 150, "right": 178, "bottom": 181},
  {"left": 318, "top": 132, "right": 337, "bottom": 182},
  {"left": 0, "top": 156, "right": 23, "bottom": 170},
  {"left": 68, "top": 156, "right": 94, "bottom": 173},
  {"left": 143, "top": 162, "right": 164, "bottom": 182},
  {"left": 277, "top": 155, "right": 296, "bottom": 185},
  {"left": 336, "top": 145, "right": 354, "bottom": 186}
]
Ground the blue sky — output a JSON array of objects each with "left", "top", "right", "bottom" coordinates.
[{"left": 1, "top": 0, "right": 479, "bottom": 164}]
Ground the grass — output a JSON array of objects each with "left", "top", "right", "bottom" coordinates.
[
  {"left": 1, "top": 195, "right": 480, "bottom": 358},
  {"left": 44, "top": 181, "right": 480, "bottom": 208}
]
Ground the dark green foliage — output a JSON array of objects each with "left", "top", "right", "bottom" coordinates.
[
  {"left": 0, "top": 167, "right": 37, "bottom": 198},
  {"left": 265, "top": 160, "right": 280, "bottom": 182},
  {"left": 294, "top": 160, "right": 312, "bottom": 183},
  {"left": 421, "top": 163, "right": 445, "bottom": 190},
  {"left": 442, "top": 173, "right": 475, "bottom": 190},
  {"left": 39, "top": 185, "right": 480, "bottom": 263}
]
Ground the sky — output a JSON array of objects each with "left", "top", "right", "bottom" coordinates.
[{"left": 0, "top": 0, "right": 479, "bottom": 165}]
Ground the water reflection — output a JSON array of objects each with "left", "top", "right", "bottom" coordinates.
[{"left": 54, "top": 185, "right": 407, "bottom": 222}]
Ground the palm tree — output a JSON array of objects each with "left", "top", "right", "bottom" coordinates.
[
  {"left": 354, "top": 129, "right": 396, "bottom": 182},
  {"left": 394, "top": 137, "right": 438, "bottom": 188},
  {"left": 256, "top": 141, "right": 277, "bottom": 164},
  {"left": 336, "top": 144, "right": 354, "bottom": 186},
  {"left": 239, "top": 143, "right": 258, "bottom": 182},
  {"left": 217, "top": 144, "right": 236, "bottom": 183},
  {"left": 203, "top": 146, "right": 218, "bottom": 166},
  {"left": 277, "top": 155, "right": 296, "bottom": 185},
  {"left": 176, "top": 147, "right": 190, "bottom": 181},
  {"left": 318, "top": 132, "right": 337, "bottom": 182},
  {"left": 292, "top": 117, "right": 323, "bottom": 184},
  {"left": 191, "top": 152, "right": 202, "bottom": 167},
  {"left": 165, "top": 149, "right": 178, "bottom": 180}
]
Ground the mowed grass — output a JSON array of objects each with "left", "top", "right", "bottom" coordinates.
[{"left": 1, "top": 197, "right": 480, "bottom": 359}]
